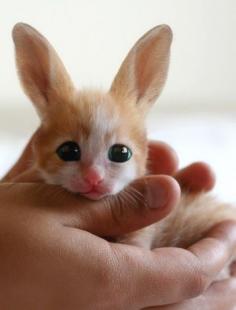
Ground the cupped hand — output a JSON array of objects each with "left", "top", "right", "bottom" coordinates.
[
  {"left": 2, "top": 135, "right": 234, "bottom": 310},
  {"left": 0, "top": 182, "right": 236, "bottom": 309}
]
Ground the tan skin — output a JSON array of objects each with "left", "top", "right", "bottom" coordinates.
[{"left": 1, "top": 134, "right": 236, "bottom": 309}]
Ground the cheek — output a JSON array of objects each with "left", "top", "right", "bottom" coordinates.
[
  {"left": 108, "top": 160, "right": 138, "bottom": 194},
  {"left": 39, "top": 163, "right": 80, "bottom": 185}
]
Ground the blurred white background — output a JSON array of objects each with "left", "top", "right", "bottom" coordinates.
[{"left": 0, "top": 0, "right": 235, "bottom": 202}]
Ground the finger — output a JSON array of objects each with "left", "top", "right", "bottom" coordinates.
[
  {"left": 147, "top": 141, "right": 179, "bottom": 175},
  {"left": 73, "top": 175, "right": 180, "bottom": 236},
  {"left": 230, "top": 261, "right": 236, "bottom": 276},
  {"left": 175, "top": 162, "right": 216, "bottom": 192},
  {"left": 188, "top": 220, "right": 236, "bottom": 280},
  {"left": 146, "top": 278, "right": 236, "bottom": 309},
  {"left": 0, "top": 177, "right": 180, "bottom": 237},
  {"left": 2, "top": 129, "right": 38, "bottom": 182},
  {"left": 147, "top": 141, "right": 216, "bottom": 194},
  {"left": 122, "top": 221, "right": 236, "bottom": 307},
  {"left": 201, "top": 278, "right": 236, "bottom": 308}
]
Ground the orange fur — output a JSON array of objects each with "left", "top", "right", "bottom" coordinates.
[
  {"left": 6, "top": 23, "right": 236, "bottom": 271},
  {"left": 10, "top": 23, "right": 171, "bottom": 197},
  {"left": 32, "top": 90, "right": 147, "bottom": 178}
]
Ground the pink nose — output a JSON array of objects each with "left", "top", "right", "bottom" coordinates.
[{"left": 84, "top": 168, "right": 104, "bottom": 186}]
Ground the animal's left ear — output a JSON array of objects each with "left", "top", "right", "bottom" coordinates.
[
  {"left": 110, "top": 25, "right": 172, "bottom": 114},
  {"left": 12, "top": 23, "right": 75, "bottom": 121}
]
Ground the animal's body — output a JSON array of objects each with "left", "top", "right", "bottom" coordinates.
[{"left": 5, "top": 23, "right": 236, "bottom": 272}]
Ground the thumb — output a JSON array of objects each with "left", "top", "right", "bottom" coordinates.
[
  {"left": 0, "top": 177, "right": 180, "bottom": 238},
  {"left": 75, "top": 175, "right": 180, "bottom": 237}
]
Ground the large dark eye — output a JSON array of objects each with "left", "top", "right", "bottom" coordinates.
[
  {"left": 108, "top": 144, "right": 132, "bottom": 163},
  {"left": 56, "top": 141, "right": 81, "bottom": 162}
]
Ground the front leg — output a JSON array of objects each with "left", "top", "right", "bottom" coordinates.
[
  {"left": 1, "top": 130, "right": 38, "bottom": 182},
  {"left": 3, "top": 167, "right": 42, "bottom": 183}
]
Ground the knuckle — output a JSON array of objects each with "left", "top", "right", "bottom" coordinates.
[{"left": 189, "top": 266, "right": 209, "bottom": 297}]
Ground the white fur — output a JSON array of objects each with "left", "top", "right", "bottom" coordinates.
[{"left": 112, "top": 160, "right": 137, "bottom": 194}]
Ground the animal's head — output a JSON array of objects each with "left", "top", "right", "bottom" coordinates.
[{"left": 12, "top": 23, "right": 172, "bottom": 199}]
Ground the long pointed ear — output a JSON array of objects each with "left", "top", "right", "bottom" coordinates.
[
  {"left": 110, "top": 25, "right": 172, "bottom": 113},
  {"left": 12, "top": 23, "right": 75, "bottom": 120}
]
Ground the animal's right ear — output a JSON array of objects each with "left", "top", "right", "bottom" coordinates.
[
  {"left": 110, "top": 25, "right": 172, "bottom": 115},
  {"left": 12, "top": 23, "right": 75, "bottom": 120}
]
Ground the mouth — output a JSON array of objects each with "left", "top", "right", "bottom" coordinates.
[
  {"left": 65, "top": 182, "right": 111, "bottom": 200},
  {"left": 81, "top": 189, "right": 108, "bottom": 200}
]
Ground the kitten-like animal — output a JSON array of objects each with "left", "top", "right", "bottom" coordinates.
[{"left": 6, "top": 24, "right": 236, "bottom": 262}]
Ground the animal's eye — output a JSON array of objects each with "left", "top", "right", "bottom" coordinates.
[
  {"left": 56, "top": 141, "right": 81, "bottom": 162},
  {"left": 108, "top": 144, "right": 132, "bottom": 163}
]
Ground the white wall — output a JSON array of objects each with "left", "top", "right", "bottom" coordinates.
[{"left": 0, "top": 0, "right": 236, "bottom": 111}]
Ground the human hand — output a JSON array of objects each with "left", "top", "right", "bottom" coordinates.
[
  {"left": 146, "top": 223, "right": 236, "bottom": 310},
  {"left": 147, "top": 140, "right": 215, "bottom": 193},
  {"left": 0, "top": 182, "right": 235, "bottom": 310},
  {"left": 148, "top": 279, "right": 236, "bottom": 309},
  {"left": 147, "top": 142, "right": 236, "bottom": 309},
  {"left": 3, "top": 135, "right": 232, "bottom": 310}
]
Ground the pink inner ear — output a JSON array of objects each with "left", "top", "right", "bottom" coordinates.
[
  {"left": 135, "top": 37, "right": 159, "bottom": 101},
  {"left": 29, "top": 61, "right": 50, "bottom": 102},
  {"left": 13, "top": 24, "right": 75, "bottom": 116},
  {"left": 19, "top": 33, "right": 51, "bottom": 103},
  {"left": 83, "top": 167, "right": 104, "bottom": 186}
]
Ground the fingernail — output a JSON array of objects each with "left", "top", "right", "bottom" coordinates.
[{"left": 147, "top": 180, "right": 168, "bottom": 209}]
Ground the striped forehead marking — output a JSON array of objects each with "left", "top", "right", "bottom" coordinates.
[{"left": 78, "top": 97, "right": 121, "bottom": 161}]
